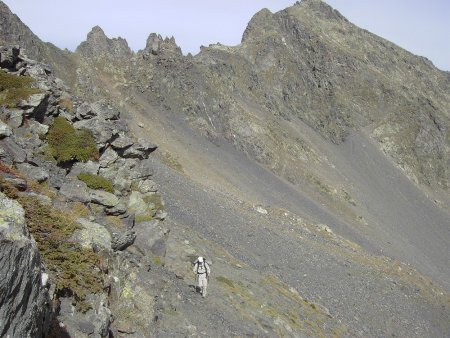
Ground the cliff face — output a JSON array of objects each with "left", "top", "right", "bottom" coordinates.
[{"left": 0, "top": 192, "right": 51, "bottom": 337}]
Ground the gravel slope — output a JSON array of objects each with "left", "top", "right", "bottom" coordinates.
[{"left": 118, "top": 82, "right": 450, "bottom": 337}]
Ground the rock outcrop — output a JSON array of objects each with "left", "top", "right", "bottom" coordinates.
[
  {"left": 76, "top": 26, "right": 133, "bottom": 59},
  {"left": 0, "top": 46, "right": 167, "bottom": 337},
  {"left": 0, "top": 192, "right": 51, "bottom": 337}
]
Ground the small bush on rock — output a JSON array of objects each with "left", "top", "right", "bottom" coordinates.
[
  {"left": 0, "top": 69, "right": 41, "bottom": 107},
  {"left": 47, "top": 116, "right": 99, "bottom": 163},
  {"left": 77, "top": 172, "right": 114, "bottom": 193},
  {"left": 58, "top": 97, "right": 73, "bottom": 112}
]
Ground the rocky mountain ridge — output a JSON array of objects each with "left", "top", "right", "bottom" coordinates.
[
  {"left": 0, "top": 46, "right": 170, "bottom": 337},
  {"left": 1, "top": 0, "right": 450, "bottom": 337}
]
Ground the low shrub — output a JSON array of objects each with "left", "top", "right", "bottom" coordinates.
[
  {"left": 0, "top": 177, "right": 103, "bottom": 310},
  {"left": 0, "top": 69, "right": 41, "bottom": 107},
  {"left": 77, "top": 172, "right": 114, "bottom": 193},
  {"left": 58, "top": 97, "right": 73, "bottom": 112},
  {"left": 47, "top": 116, "right": 99, "bottom": 164}
]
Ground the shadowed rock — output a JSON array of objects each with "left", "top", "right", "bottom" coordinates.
[{"left": 0, "top": 192, "right": 51, "bottom": 337}]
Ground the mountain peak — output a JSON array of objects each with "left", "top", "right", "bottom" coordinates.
[
  {"left": 143, "top": 33, "right": 182, "bottom": 57},
  {"left": 76, "top": 25, "right": 132, "bottom": 59},
  {"left": 241, "top": 8, "right": 274, "bottom": 43},
  {"left": 87, "top": 25, "right": 107, "bottom": 39},
  {"left": 292, "top": 0, "right": 347, "bottom": 21}
]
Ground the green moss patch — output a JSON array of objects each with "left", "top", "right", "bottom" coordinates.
[
  {"left": 47, "top": 116, "right": 99, "bottom": 164},
  {"left": 77, "top": 172, "right": 114, "bottom": 193},
  {"left": 0, "top": 69, "right": 41, "bottom": 107}
]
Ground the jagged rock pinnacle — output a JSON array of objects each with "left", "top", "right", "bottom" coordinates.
[{"left": 76, "top": 25, "right": 132, "bottom": 59}]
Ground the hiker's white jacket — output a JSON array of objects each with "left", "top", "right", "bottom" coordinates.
[{"left": 193, "top": 262, "right": 210, "bottom": 276}]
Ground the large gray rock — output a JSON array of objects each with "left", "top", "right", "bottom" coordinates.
[
  {"left": 137, "top": 179, "right": 158, "bottom": 193},
  {"left": 16, "top": 162, "right": 49, "bottom": 182},
  {"left": 104, "top": 199, "right": 127, "bottom": 215},
  {"left": 0, "top": 192, "right": 51, "bottom": 337},
  {"left": 59, "top": 179, "right": 90, "bottom": 203},
  {"left": 122, "top": 138, "right": 157, "bottom": 159},
  {"left": 68, "top": 160, "right": 100, "bottom": 177},
  {"left": 29, "top": 156, "right": 66, "bottom": 189},
  {"left": 18, "top": 92, "right": 49, "bottom": 122},
  {"left": 57, "top": 294, "right": 112, "bottom": 338},
  {"left": 28, "top": 119, "right": 49, "bottom": 135},
  {"left": 99, "top": 147, "right": 119, "bottom": 168},
  {"left": 72, "top": 218, "right": 112, "bottom": 251},
  {"left": 133, "top": 220, "right": 168, "bottom": 257},
  {"left": 0, "top": 119, "right": 12, "bottom": 138},
  {"left": 91, "top": 101, "right": 120, "bottom": 121},
  {"left": 76, "top": 102, "right": 96, "bottom": 120},
  {"left": 73, "top": 117, "right": 126, "bottom": 149},
  {"left": 90, "top": 189, "right": 119, "bottom": 208},
  {"left": 111, "top": 133, "right": 134, "bottom": 150},
  {"left": 6, "top": 108, "right": 24, "bottom": 128},
  {"left": 99, "top": 158, "right": 142, "bottom": 192},
  {"left": 0, "top": 137, "right": 27, "bottom": 163},
  {"left": 111, "top": 229, "right": 136, "bottom": 251},
  {"left": 0, "top": 45, "right": 20, "bottom": 68}
]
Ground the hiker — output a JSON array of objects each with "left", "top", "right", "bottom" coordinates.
[{"left": 193, "top": 256, "right": 210, "bottom": 298}]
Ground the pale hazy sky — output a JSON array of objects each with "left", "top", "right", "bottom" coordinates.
[{"left": 3, "top": 0, "right": 449, "bottom": 71}]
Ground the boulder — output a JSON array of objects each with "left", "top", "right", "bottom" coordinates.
[
  {"left": 18, "top": 93, "right": 49, "bottom": 122},
  {"left": 29, "top": 157, "right": 66, "bottom": 189},
  {"left": 68, "top": 160, "right": 100, "bottom": 178},
  {"left": 59, "top": 179, "right": 90, "bottom": 203},
  {"left": 20, "top": 191, "right": 52, "bottom": 206},
  {"left": 6, "top": 108, "right": 24, "bottom": 128},
  {"left": 99, "top": 158, "right": 142, "bottom": 192},
  {"left": 16, "top": 162, "right": 49, "bottom": 183},
  {"left": 111, "top": 229, "right": 136, "bottom": 251},
  {"left": 127, "top": 190, "right": 148, "bottom": 212},
  {"left": 122, "top": 138, "right": 157, "bottom": 159},
  {"left": 4, "top": 177, "right": 27, "bottom": 191},
  {"left": 0, "top": 46, "right": 20, "bottom": 68},
  {"left": 73, "top": 117, "right": 125, "bottom": 149},
  {"left": 90, "top": 189, "right": 119, "bottom": 208},
  {"left": 111, "top": 133, "right": 134, "bottom": 150},
  {"left": 28, "top": 120, "right": 48, "bottom": 136},
  {"left": 0, "top": 192, "right": 51, "bottom": 337},
  {"left": 0, "top": 137, "right": 27, "bottom": 164},
  {"left": 99, "top": 147, "right": 119, "bottom": 168},
  {"left": 0, "top": 120, "right": 12, "bottom": 138},
  {"left": 57, "top": 294, "right": 112, "bottom": 338},
  {"left": 137, "top": 179, "right": 158, "bottom": 193},
  {"left": 133, "top": 220, "right": 168, "bottom": 256},
  {"left": 73, "top": 218, "right": 112, "bottom": 251},
  {"left": 104, "top": 200, "right": 127, "bottom": 216},
  {"left": 75, "top": 102, "right": 96, "bottom": 120},
  {"left": 91, "top": 101, "right": 120, "bottom": 120}
]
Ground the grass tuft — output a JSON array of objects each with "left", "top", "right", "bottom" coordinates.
[
  {"left": 0, "top": 69, "right": 41, "bottom": 107},
  {"left": 77, "top": 172, "right": 114, "bottom": 193},
  {"left": 47, "top": 116, "right": 99, "bottom": 164}
]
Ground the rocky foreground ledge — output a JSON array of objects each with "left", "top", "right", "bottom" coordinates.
[{"left": 0, "top": 46, "right": 168, "bottom": 337}]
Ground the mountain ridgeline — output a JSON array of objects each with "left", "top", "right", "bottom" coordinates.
[{"left": 1, "top": 0, "right": 449, "bottom": 337}]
